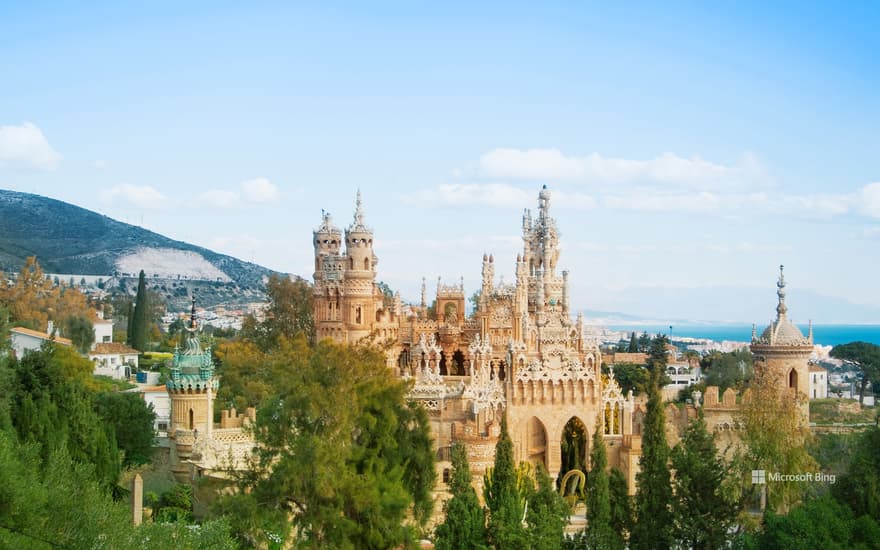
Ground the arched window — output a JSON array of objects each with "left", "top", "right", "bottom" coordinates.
[
  {"left": 364, "top": 257, "right": 370, "bottom": 270},
  {"left": 789, "top": 369, "right": 798, "bottom": 390},
  {"left": 188, "top": 408, "right": 194, "bottom": 430}
]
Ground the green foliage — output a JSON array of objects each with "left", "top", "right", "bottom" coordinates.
[
  {"left": 609, "top": 468, "right": 633, "bottom": 539},
  {"left": 6, "top": 345, "right": 120, "bottom": 487},
  {"left": 527, "top": 463, "right": 569, "bottom": 550},
  {"left": 833, "top": 426, "right": 880, "bottom": 521},
  {"left": 560, "top": 416, "right": 587, "bottom": 481},
  {"left": 631, "top": 335, "right": 674, "bottom": 550},
  {"left": 670, "top": 410, "right": 739, "bottom": 549},
  {"left": 93, "top": 391, "right": 156, "bottom": 467},
  {"left": 702, "top": 349, "right": 754, "bottom": 393},
  {"left": 485, "top": 416, "right": 529, "bottom": 549},
  {"left": 746, "top": 495, "right": 880, "bottom": 549},
  {"left": 61, "top": 313, "right": 95, "bottom": 353},
  {"left": 628, "top": 331, "right": 639, "bottom": 352},
  {"left": 240, "top": 274, "right": 313, "bottom": 348},
  {"left": 0, "top": 431, "right": 236, "bottom": 549},
  {"left": 586, "top": 417, "right": 622, "bottom": 549},
  {"left": 128, "top": 270, "right": 150, "bottom": 351},
  {"left": 735, "top": 366, "right": 817, "bottom": 513},
  {"left": 603, "top": 363, "right": 648, "bottom": 396},
  {"left": 435, "top": 442, "right": 488, "bottom": 550},
  {"left": 830, "top": 342, "right": 880, "bottom": 404},
  {"left": 215, "top": 338, "right": 434, "bottom": 549}
]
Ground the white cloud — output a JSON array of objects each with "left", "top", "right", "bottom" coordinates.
[
  {"left": 604, "top": 191, "right": 724, "bottom": 213},
  {"left": 402, "top": 183, "right": 531, "bottom": 207},
  {"left": 480, "top": 148, "right": 769, "bottom": 190},
  {"left": 858, "top": 182, "right": 880, "bottom": 219},
  {"left": 0, "top": 122, "right": 62, "bottom": 170},
  {"left": 198, "top": 189, "right": 239, "bottom": 208},
  {"left": 241, "top": 177, "right": 278, "bottom": 202},
  {"left": 99, "top": 183, "right": 168, "bottom": 208}
]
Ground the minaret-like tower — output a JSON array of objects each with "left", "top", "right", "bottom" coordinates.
[
  {"left": 313, "top": 210, "right": 345, "bottom": 340},
  {"left": 342, "top": 191, "right": 378, "bottom": 342},
  {"left": 167, "top": 297, "right": 218, "bottom": 460},
  {"left": 750, "top": 265, "right": 813, "bottom": 424}
]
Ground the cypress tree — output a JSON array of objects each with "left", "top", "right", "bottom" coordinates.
[
  {"left": 586, "top": 416, "right": 622, "bottom": 548},
  {"left": 609, "top": 468, "right": 633, "bottom": 540},
  {"left": 485, "top": 416, "right": 528, "bottom": 548},
  {"left": 630, "top": 335, "right": 673, "bottom": 550},
  {"left": 435, "top": 442, "right": 488, "bottom": 550},
  {"left": 527, "top": 463, "right": 569, "bottom": 550},
  {"left": 670, "top": 409, "right": 738, "bottom": 549},
  {"left": 129, "top": 270, "right": 150, "bottom": 351},
  {"left": 628, "top": 331, "right": 638, "bottom": 353}
]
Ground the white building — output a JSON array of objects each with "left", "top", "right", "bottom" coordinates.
[
  {"left": 810, "top": 364, "right": 828, "bottom": 399},
  {"left": 89, "top": 342, "right": 140, "bottom": 379},
  {"left": 128, "top": 384, "right": 171, "bottom": 436},
  {"left": 9, "top": 325, "right": 72, "bottom": 358}
]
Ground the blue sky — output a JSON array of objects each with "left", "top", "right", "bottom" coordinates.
[{"left": 1, "top": 2, "right": 879, "bottom": 322}]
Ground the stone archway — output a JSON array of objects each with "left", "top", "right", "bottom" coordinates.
[
  {"left": 560, "top": 416, "right": 589, "bottom": 480},
  {"left": 526, "top": 416, "right": 548, "bottom": 470},
  {"left": 789, "top": 368, "right": 798, "bottom": 390}
]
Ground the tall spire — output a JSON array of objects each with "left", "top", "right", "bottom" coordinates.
[
  {"left": 354, "top": 189, "right": 364, "bottom": 226},
  {"left": 776, "top": 264, "right": 788, "bottom": 319},
  {"left": 189, "top": 295, "right": 198, "bottom": 330}
]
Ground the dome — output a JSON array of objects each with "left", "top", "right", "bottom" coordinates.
[
  {"left": 758, "top": 318, "right": 808, "bottom": 346},
  {"left": 753, "top": 265, "right": 812, "bottom": 347}
]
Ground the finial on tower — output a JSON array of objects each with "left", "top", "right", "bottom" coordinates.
[
  {"left": 808, "top": 319, "right": 814, "bottom": 343},
  {"left": 354, "top": 189, "right": 364, "bottom": 226},
  {"left": 776, "top": 264, "right": 788, "bottom": 318},
  {"left": 421, "top": 277, "right": 426, "bottom": 308},
  {"left": 190, "top": 295, "right": 198, "bottom": 330}
]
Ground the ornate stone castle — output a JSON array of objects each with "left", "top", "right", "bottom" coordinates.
[{"left": 166, "top": 186, "right": 816, "bottom": 504}]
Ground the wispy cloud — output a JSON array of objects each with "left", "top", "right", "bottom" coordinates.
[
  {"left": 479, "top": 148, "right": 769, "bottom": 191},
  {"left": 402, "top": 183, "right": 531, "bottom": 207},
  {"left": 858, "top": 182, "right": 880, "bottom": 219},
  {"left": 198, "top": 177, "right": 280, "bottom": 207},
  {"left": 99, "top": 183, "right": 168, "bottom": 208},
  {"left": 0, "top": 122, "right": 62, "bottom": 170}
]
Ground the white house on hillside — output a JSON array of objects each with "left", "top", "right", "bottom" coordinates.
[
  {"left": 810, "top": 364, "right": 828, "bottom": 399},
  {"left": 9, "top": 325, "right": 72, "bottom": 358}
]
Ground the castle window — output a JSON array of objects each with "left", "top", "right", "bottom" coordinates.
[
  {"left": 789, "top": 369, "right": 798, "bottom": 390},
  {"left": 442, "top": 469, "right": 450, "bottom": 484},
  {"left": 364, "top": 257, "right": 370, "bottom": 270}
]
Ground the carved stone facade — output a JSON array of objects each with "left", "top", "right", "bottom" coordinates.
[{"left": 313, "top": 187, "right": 641, "bottom": 493}]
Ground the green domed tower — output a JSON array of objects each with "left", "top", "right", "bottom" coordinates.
[{"left": 167, "top": 296, "right": 218, "bottom": 442}]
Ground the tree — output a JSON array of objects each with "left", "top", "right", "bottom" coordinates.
[
  {"left": 62, "top": 314, "right": 95, "bottom": 353},
  {"left": 702, "top": 349, "right": 754, "bottom": 393},
  {"left": 830, "top": 342, "right": 880, "bottom": 405},
  {"left": 833, "top": 426, "right": 880, "bottom": 521},
  {"left": 637, "top": 331, "right": 651, "bottom": 352},
  {"left": 603, "top": 363, "right": 648, "bottom": 396},
  {"left": 747, "top": 495, "right": 880, "bottom": 549},
  {"left": 485, "top": 416, "right": 529, "bottom": 549},
  {"left": 630, "top": 335, "right": 673, "bottom": 550},
  {"left": 93, "top": 392, "right": 156, "bottom": 467},
  {"left": 434, "top": 442, "right": 488, "bottom": 550},
  {"left": 128, "top": 270, "right": 150, "bottom": 351},
  {"left": 736, "top": 365, "right": 817, "bottom": 513},
  {"left": 527, "top": 463, "right": 569, "bottom": 550},
  {"left": 215, "top": 338, "right": 434, "bottom": 549},
  {"left": 670, "top": 410, "right": 738, "bottom": 549},
  {"left": 609, "top": 468, "right": 633, "bottom": 541},
  {"left": 586, "top": 416, "right": 622, "bottom": 549},
  {"left": 628, "top": 331, "right": 638, "bottom": 353}
]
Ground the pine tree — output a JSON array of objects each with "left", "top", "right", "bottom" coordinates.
[
  {"left": 586, "top": 416, "right": 622, "bottom": 548},
  {"left": 630, "top": 335, "right": 673, "bottom": 550},
  {"left": 128, "top": 270, "right": 150, "bottom": 351},
  {"left": 434, "top": 443, "right": 488, "bottom": 550},
  {"left": 670, "top": 409, "right": 738, "bottom": 549},
  {"left": 485, "top": 416, "right": 528, "bottom": 548}
]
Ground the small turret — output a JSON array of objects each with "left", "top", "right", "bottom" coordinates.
[{"left": 344, "top": 190, "right": 377, "bottom": 275}]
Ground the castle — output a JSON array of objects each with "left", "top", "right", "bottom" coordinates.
[{"left": 166, "top": 186, "right": 816, "bottom": 503}]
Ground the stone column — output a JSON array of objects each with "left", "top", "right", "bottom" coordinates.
[{"left": 131, "top": 473, "right": 143, "bottom": 526}]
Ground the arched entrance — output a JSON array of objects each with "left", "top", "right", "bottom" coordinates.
[
  {"left": 789, "top": 368, "right": 798, "bottom": 390},
  {"left": 560, "top": 417, "right": 588, "bottom": 481},
  {"left": 526, "top": 416, "right": 548, "bottom": 469},
  {"left": 451, "top": 350, "right": 465, "bottom": 375}
]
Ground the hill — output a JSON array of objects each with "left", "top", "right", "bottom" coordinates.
[{"left": 0, "top": 189, "right": 281, "bottom": 308}]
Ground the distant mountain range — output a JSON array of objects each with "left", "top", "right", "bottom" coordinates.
[{"left": 0, "top": 189, "right": 280, "bottom": 307}]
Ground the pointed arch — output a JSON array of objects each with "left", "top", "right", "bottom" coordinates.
[{"left": 526, "top": 416, "right": 548, "bottom": 469}]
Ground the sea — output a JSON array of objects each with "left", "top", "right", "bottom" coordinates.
[{"left": 604, "top": 324, "right": 880, "bottom": 347}]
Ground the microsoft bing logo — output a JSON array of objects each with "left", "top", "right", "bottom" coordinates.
[{"left": 752, "top": 470, "right": 766, "bottom": 485}]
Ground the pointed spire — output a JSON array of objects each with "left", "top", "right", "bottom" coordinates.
[
  {"left": 420, "top": 277, "right": 426, "bottom": 308},
  {"left": 808, "top": 319, "right": 814, "bottom": 344},
  {"left": 751, "top": 323, "right": 757, "bottom": 342},
  {"left": 776, "top": 264, "right": 788, "bottom": 319},
  {"left": 347, "top": 189, "right": 371, "bottom": 233}
]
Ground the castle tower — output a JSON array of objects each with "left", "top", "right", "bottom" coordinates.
[
  {"left": 342, "top": 190, "right": 379, "bottom": 342},
  {"left": 313, "top": 210, "right": 345, "bottom": 341},
  {"left": 167, "top": 297, "right": 218, "bottom": 469},
  {"left": 750, "top": 265, "right": 813, "bottom": 424}
]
